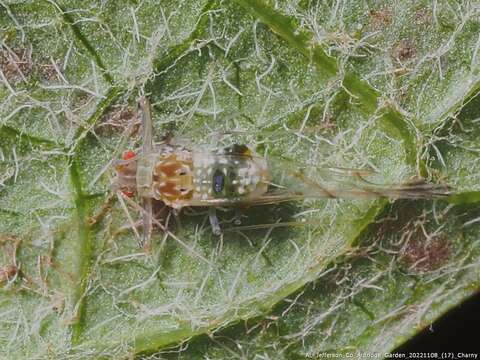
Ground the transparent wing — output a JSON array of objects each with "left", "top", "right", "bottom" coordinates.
[
  {"left": 179, "top": 153, "right": 452, "bottom": 208},
  {"left": 181, "top": 182, "right": 451, "bottom": 208},
  {"left": 269, "top": 165, "right": 451, "bottom": 199},
  {"left": 189, "top": 147, "right": 376, "bottom": 178}
]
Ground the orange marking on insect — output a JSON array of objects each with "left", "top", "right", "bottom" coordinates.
[
  {"left": 122, "top": 150, "right": 136, "bottom": 160},
  {"left": 158, "top": 181, "right": 181, "bottom": 198},
  {"left": 157, "top": 160, "right": 182, "bottom": 177}
]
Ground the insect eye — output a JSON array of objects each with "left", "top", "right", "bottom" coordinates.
[
  {"left": 122, "top": 189, "right": 135, "bottom": 198},
  {"left": 212, "top": 169, "right": 225, "bottom": 194},
  {"left": 122, "top": 150, "right": 136, "bottom": 160}
]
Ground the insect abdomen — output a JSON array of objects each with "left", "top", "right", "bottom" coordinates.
[
  {"left": 192, "top": 146, "right": 269, "bottom": 201},
  {"left": 139, "top": 144, "right": 269, "bottom": 207}
]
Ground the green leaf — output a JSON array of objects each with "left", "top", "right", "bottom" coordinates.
[{"left": 0, "top": 0, "right": 479, "bottom": 359}]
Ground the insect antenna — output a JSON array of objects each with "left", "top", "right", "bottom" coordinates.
[
  {"left": 122, "top": 195, "right": 213, "bottom": 266},
  {"left": 139, "top": 95, "right": 153, "bottom": 153}
]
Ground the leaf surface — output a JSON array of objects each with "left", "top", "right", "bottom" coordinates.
[{"left": 0, "top": 0, "right": 479, "bottom": 358}]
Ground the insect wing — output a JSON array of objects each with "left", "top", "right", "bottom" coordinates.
[
  {"left": 186, "top": 153, "right": 451, "bottom": 206},
  {"left": 263, "top": 155, "right": 451, "bottom": 201},
  {"left": 187, "top": 147, "right": 268, "bottom": 203}
]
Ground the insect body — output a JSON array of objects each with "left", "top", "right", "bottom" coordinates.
[
  {"left": 116, "top": 143, "right": 269, "bottom": 209},
  {"left": 112, "top": 96, "right": 452, "bottom": 248}
]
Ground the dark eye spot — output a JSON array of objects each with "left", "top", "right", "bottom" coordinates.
[
  {"left": 212, "top": 169, "right": 225, "bottom": 194},
  {"left": 225, "top": 144, "right": 249, "bottom": 155}
]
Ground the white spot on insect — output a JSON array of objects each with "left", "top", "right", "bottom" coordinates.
[
  {"left": 193, "top": 153, "right": 215, "bottom": 167},
  {"left": 232, "top": 180, "right": 238, "bottom": 185},
  {"left": 238, "top": 167, "right": 248, "bottom": 177}
]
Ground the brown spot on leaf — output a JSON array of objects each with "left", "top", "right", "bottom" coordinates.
[
  {"left": 71, "top": 91, "right": 94, "bottom": 111},
  {"left": 370, "top": 202, "right": 452, "bottom": 272},
  {"left": 0, "top": 44, "right": 64, "bottom": 84},
  {"left": 0, "top": 47, "right": 33, "bottom": 83},
  {"left": 0, "top": 234, "right": 17, "bottom": 245},
  {"left": 402, "top": 235, "right": 451, "bottom": 272},
  {"left": 96, "top": 104, "right": 140, "bottom": 135},
  {"left": 373, "top": 201, "right": 418, "bottom": 241},
  {"left": 304, "top": 114, "right": 337, "bottom": 136},
  {"left": 0, "top": 234, "right": 21, "bottom": 286},
  {"left": 393, "top": 39, "right": 417, "bottom": 61},
  {"left": 414, "top": 7, "right": 431, "bottom": 26},
  {"left": 37, "top": 60, "right": 60, "bottom": 81},
  {"left": 369, "top": 9, "right": 392, "bottom": 29},
  {"left": 318, "top": 114, "right": 337, "bottom": 134},
  {"left": 0, "top": 265, "right": 18, "bottom": 285}
]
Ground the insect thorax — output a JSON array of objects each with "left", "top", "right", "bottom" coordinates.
[{"left": 137, "top": 144, "right": 269, "bottom": 208}]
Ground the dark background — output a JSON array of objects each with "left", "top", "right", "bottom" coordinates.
[{"left": 394, "top": 291, "right": 480, "bottom": 355}]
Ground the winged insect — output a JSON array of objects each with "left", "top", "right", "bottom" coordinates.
[{"left": 112, "top": 97, "right": 452, "bottom": 248}]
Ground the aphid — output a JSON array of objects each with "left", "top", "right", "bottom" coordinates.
[{"left": 113, "top": 96, "right": 452, "bottom": 248}]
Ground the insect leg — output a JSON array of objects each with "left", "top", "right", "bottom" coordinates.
[
  {"left": 172, "top": 208, "right": 183, "bottom": 231},
  {"left": 122, "top": 195, "right": 213, "bottom": 266},
  {"left": 209, "top": 207, "right": 222, "bottom": 236},
  {"left": 141, "top": 197, "right": 153, "bottom": 251},
  {"left": 138, "top": 94, "right": 154, "bottom": 250},
  {"left": 116, "top": 191, "right": 142, "bottom": 244},
  {"left": 87, "top": 192, "right": 116, "bottom": 226},
  {"left": 223, "top": 219, "right": 319, "bottom": 232},
  {"left": 139, "top": 94, "right": 153, "bottom": 153},
  {"left": 233, "top": 208, "right": 243, "bottom": 225}
]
